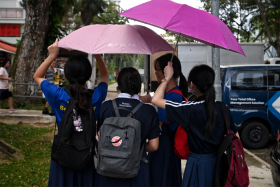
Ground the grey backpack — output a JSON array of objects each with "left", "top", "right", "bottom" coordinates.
[{"left": 96, "top": 100, "right": 144, "bottom": 178}]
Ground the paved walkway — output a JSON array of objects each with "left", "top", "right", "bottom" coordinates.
[
  {"left": 108, "top": 82, "right": 118, "bottom": 92},
  {"left": 180, "top": 149, "right": 274, "bottom": 187},
  {"left": 0, "top": 109, "right": 55, "bottom": 127}
]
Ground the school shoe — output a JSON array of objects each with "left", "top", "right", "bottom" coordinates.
[
  {"left": 42, "top": 108, "right": 49, "bottom": 115},
  {"left": 9, "top": 109, "right": 17, "bottom": 113},
  {"left": 49, "top": 110, "right": 55, "bottom": 116}
]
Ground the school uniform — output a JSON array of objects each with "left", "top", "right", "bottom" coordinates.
[
  {"left": 40, "top": 80, "right": 108, "bottom": 187},
  {"left": 95, "top": 93, "right": 160, "bottom": 187},
  {"left": 149, "top": 87, "right": 183, "bottom": 187},
  {"left": 165, "top": 100, "right": 237, "bottom": 187}
]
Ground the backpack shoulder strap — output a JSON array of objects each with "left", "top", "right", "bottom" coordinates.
[
  {"left": 218, "top": 101, "right": 230, "bottom": 131},
  {"left": 214, "top": 101, "right": 233, "bottom": 187},
  {"left": 168, "top": 89, "right": 188, "bottom": 102},
  {"left": 112, "top": 100, "right": 120, "bottom": 117},
  {"left": 129, "top": 102, "right": 143, "bottom": 117}
]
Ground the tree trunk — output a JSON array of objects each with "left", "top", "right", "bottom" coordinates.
[
  {"left": 81, "top": 7, "right": 94, "bottom": 26},
  {"left": 14, "top": 0, "right": 52, "bottom": 97}
]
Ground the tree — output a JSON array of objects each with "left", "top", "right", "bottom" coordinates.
[
  {"left": 92, "top": 1, "right": 128, "bottom": 24},
  {"left": 254, "top": 0, "right": 280, "bottom": 57},
  {"left": 79, "top": 0, "right": 108, "bottom": 26},
  {"left": 60, "top": 1, "right": 128, "bottom": 33},
  {"left": 201, "top": 0, "right": 280, "bottom": 57},
  {"left": 160, "top": 32, "right": 194, "bottom": 43},
  {"left": 12, "top": 0, "right": 52, "bottom": 97},
  {"left": 11, "top": 0, "right": 73, "bottom": 97}
]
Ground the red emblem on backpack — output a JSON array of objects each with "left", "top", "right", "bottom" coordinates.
[{"left": 112, "top": 136, "right": 122, "bottom": 147}]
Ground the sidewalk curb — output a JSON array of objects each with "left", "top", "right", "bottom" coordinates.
[{"left": 244, "top": 148, "right": 270, "bottom": 169}]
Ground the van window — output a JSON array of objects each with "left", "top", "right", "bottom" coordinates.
[
  {"left": 275, "top": 61, "right": 280, "bottom": 64},
  {"left": 268, "top": 70, "right": 280, "bottom": 90},
  {"left": 231, "top": 70, "right": 266, "bottom": 90}
]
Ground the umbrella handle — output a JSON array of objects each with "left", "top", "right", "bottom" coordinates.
[{"left": 170, "top": 33, "right": 181, "bottom": 63}]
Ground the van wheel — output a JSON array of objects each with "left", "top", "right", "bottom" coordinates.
[{"left": 241, "top": 122, "right": 269, "bottom": 149}]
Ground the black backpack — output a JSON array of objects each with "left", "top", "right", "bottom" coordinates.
[{"left": 51, "top": 88, "right": 95, "bottom": 170}]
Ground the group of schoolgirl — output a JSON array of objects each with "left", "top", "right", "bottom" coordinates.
[{"left": 34, "top": 39, "right": 238, "bottom": 187}]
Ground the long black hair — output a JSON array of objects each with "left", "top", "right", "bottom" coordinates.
[
  {"left": 64, "top": 55, "right": 92, "bottom": 111},
  {"left": 154, "top": 53, "right": 188, "bottom": 97},
  {"left": 0, "top": 59, "right": 10, "bottom": 68},
  {"left": 117, "top": 67, "right": 141, "bottom": 96},
  {"left": 188, "top": 64, "right": 217, "bottom": 138}
]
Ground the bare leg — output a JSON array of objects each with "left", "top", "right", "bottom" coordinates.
[
  {"left": 45, "top": 101, "right": 50, "bottom": 108},
  {"left": 8, "top": 97, "right": 13, "bottom": 109}
]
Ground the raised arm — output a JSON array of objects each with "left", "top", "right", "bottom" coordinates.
[
  {"left": 95, "top": 54, "right": 109, "bottom": 84},
  {"left": 34, "top": 39, "right": 59, "bottom": 87},
  {"left": 152, "top": 62, "right": 173, "bottom": 109}
]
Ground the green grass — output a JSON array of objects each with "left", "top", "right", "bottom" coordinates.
[
  {"left": 96, "top": 80, "right": 116, "bottom": 86},
  {"left": 108, "top": 80, "right": 116, "bottom": 86},
  {"left": 0, "top": 100, "right": 46, "bottom": 111},
  {"left": 0, "top": 124, "right": 53, "bottom": 186}
]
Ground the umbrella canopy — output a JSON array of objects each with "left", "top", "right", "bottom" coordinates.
[
  {"left": 58, "top": 24, "right": 174, "bottom": 54},
  {"left": 120, "top": 0, "right": 245, "bottom": 56}
]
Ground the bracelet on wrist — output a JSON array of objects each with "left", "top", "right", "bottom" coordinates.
[{"left": 161, "top": 78, "right": 168, "bottom": 83}]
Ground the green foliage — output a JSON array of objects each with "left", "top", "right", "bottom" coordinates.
[
  {"left": 10, "top": 39, "right": 22, "bottom": 78},
  {"left": 0, "top": 124, "right": 53, "bottom": 186},
  {"left": 93, "top": 1, "right": 128, "bottom": 24},
  {"left": 0, "top": 99, "right": 46, "bottom": 110},
  {"left": 60, "top": 0, "right": 128, "bottom": 33},
  {"left": 201, "top": 0, "right": 280, "bottom": 57},
  {"left": 74, "top": 0, "right": 109, "bottom": 25},
  {"left": 44, "top": 0, "right": 75, "bottom": 53},
  {"left": 160, "top": 33, "right": 194, "bottom": 43}
]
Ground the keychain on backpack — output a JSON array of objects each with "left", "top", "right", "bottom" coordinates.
[{"left": 73, "top": 109, "right": 83, "bottom": 132}]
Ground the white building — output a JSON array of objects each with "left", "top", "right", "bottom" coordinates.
[{"left": 0, "top": 0, "right": 26, "bottom": 45}]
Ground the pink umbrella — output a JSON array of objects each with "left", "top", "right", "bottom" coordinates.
[
  {"left": 120, "top": 0, "right": 245, "bottom": 56},
  {"left": 58, "top": 24, "right": 174, "bottom": 54}
]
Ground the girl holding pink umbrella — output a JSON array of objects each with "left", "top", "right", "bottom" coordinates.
[{"left": 149, "top": 53, "right": 188, "bottom": 187}]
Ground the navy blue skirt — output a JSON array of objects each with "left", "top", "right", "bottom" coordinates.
[
  {"left": 95, "top": 151, "right": 150, "bottom": 187},
  {"left": 149, "top": 133, "right": 182, "bottom": 187},
  {"left": 182, "top": 151, "right": 217, "bottom": 187},
  {"left": 48, "top": 160, "right": 95, "bottom": 187}
]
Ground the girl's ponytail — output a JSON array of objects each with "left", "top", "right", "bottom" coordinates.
[
  {"left": 70, "top": 79, "right": 91, "bottom": 111},
  {"left": 64, "top": 55, "right": 92, "bottom": 112},
  {"left": 188, "top": 65, "right": 217, "bottom": 138},
  {"left": 179, "top": 73, "right": 188, "bottom": 98},
  {"left": 202, "top": 85, "right": 217, "bottom": 137}
]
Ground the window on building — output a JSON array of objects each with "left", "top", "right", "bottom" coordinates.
[
  {"left": 0, "top": 24, "right": 21, "bottom": 37},
  {"left": 1, "top": 9, "right": 23, "bottom": 18},
  {"left": 231, "top": 70, "right": 267, "bottom": 90}
]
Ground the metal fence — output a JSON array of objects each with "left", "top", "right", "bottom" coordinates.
[{"left": 12, "top": 83, "right": 43, "bottom": 99}]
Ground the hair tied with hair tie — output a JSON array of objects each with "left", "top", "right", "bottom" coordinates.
[{"left": 73, "top": 79, "right": 78, "bottom": 84}]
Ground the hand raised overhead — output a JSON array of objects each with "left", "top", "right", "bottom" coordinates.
[{"left": 48, "top": 38, "right": 59, "bottom": 58}]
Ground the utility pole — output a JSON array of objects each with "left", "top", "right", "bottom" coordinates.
[
  {"left": 133, "top": 54, "right": 136, "bottom": 67},
  {"left": 211, "top": 0, "right": 222, "bottom": 101},
  {"left": 87, "top": 54, "right": 96, "bottom": 89}
]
